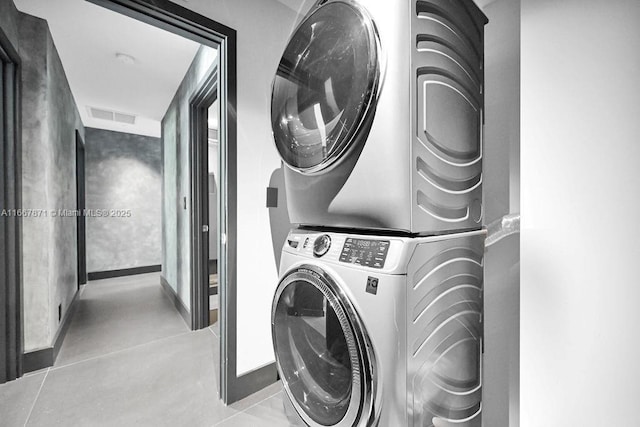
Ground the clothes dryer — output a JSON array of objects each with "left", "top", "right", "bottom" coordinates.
[
  {"left": 271, "top": 0, "right": 488, "bottom": 234},
  {"left": 272, "top": 228, "right": 485, "bottom": 426}
]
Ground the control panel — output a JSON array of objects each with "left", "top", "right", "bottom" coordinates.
[{"left": 339, "top": 237, "right": 390, "bottom": 269}]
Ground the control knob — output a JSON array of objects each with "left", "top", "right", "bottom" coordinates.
[{"left": 313, "top": 234, "right": 331, "bottom": 257}]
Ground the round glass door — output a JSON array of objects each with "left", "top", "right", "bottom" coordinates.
[
  {"left": 271, "top": 1, "right": 381, "bottom": 173},
  {"left": 272, "top": 266, "right": 374, "bottom": 426}
]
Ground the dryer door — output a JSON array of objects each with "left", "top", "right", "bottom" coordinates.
[
  {"left": 271, "top": 1, "right": 381, "bottom": 174},
  {"left": 272, "top": 265, "right": 376, "bottom": 427}
]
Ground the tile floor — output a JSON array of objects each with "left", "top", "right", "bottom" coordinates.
[{"left": 0, "top": 273, "right": 294, "bottom": 427}]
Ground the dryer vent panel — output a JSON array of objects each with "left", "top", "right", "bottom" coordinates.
[
  {"left": 407, "top": 232, "right": 485, "bottom": 426},
  {"left": 411, "top": 0, "right": 487, "bottom": 232}
]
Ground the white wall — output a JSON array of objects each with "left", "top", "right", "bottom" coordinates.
[
  {"left": 521, "top": 0, "right": 640, "bottom": 425},
  {"left": 483, "top": 0, "right": 520, "bottom": 225},
  {"left": 208, "top": 143, "right": 218, "bottom": 261},
  {"left": 481, "top": 0, "right": 520, "bottom": 425},
  {"left": 170, "top": 0, "right": 316, "bottom": 375}
]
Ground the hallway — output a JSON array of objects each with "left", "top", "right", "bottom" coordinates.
[{"left": 0, "top": 274, "right": 292, "bottom": 426}]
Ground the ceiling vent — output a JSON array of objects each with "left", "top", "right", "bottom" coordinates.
[{"left": 88, "top": 107, "right": 136, "bottom": 125}]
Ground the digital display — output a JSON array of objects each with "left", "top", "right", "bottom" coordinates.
[{"left": 339, "top": 238, "right": 390, "bottom": 269}]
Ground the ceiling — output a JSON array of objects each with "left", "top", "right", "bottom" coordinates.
[
  {"left": 14, "top": 0, "right": 211, "bottom": 137},
  {"left": 274, "top": 0, "right": 497, "bottom": 11}
]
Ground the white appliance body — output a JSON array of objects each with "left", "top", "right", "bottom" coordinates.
[
  {"left": 272, "top": 229, "right": 485, "bottom": 426},
  {"left": 271, "top": 0, "right": 488, "bottom": 234}
]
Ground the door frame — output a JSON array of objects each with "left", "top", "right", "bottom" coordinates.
[
  {"left": 0, "top": 24, "right": 22, "bottom": 384},
  {"left": 86, "top": 0, "right": 247, "bottom": 404},
  {"left": 75, "top": 130, "right": 87, "bottom": 287}
]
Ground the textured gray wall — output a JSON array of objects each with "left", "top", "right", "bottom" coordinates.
[
  {"left": 19, "top": 13, "right": 85, "bottom": 352},
  {"left": 161, "top": 46, "right": 218, "bottom": 308},
  {"left": 0, "top": 1, "right": 20, "bottom": 52},
  {"left": 162, "top": 106, "right": 178, "bottom": 291},
  {"left": 85, "top": 128, "right": 162, "bottom": 272}
]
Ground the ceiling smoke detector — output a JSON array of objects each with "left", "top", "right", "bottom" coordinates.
[
  {"left": 115, "top": 52, "right": 136, "bottom": 65},
  {"left": 88, "top": 106, "right": 137, "bottom": 125}
]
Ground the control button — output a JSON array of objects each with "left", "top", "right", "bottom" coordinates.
[
  {"left": 287, "top": 240, "right": 299, "bottom": 249},
  {"left": 313, "top": 234, "right": 332, "bottom": 257},
  {"left": 366, "top": 277, "right": 379, "bottom": 295}
]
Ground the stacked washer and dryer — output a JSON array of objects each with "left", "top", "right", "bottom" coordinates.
[{"left": 269, "top": 1, "right": 488, "bottom": 426}]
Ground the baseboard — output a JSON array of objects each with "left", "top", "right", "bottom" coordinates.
[
  {"left": 160, "top": 275, "right": 191, "bottom": 329},
  {"left": 22, "top": 347, "right": 53, "bottom": 374},
  {"left": 88, "top": 264, "right": 161, "bottom": 281},
  {"left": 228, "top": 362, "right": 278, "bottom": 404},
  {"left": 23, "top": 287, "right": 82, "bottom": 373}
]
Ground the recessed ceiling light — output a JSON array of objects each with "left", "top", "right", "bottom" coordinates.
[{"left": 115, "top": 52, "right": 136, "bottom": 65}]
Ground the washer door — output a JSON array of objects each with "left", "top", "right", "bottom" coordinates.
[
  {"left": 271, "top": 1, "right": 381, "bottom": 174},
  {"left": 272, "top": 265, "right": 376, "bottom": 426}
]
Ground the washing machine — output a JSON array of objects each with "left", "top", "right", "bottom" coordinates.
[
  {"left": 271, "top": 0, "right": 488, "bottom": 234},
  {"left": 272, "top": 228, "right": 485, "bottom": 426}
]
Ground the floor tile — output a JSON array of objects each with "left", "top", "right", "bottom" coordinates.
[
  {"left": 216, "top": 392, "right": 303, "bottom": 427},
  {"left": 0, "top": 371, "right": 47, "bottom": 427},
  {"left": 27, "top": 330, "right": 239, "bottom": 427},
  {"left": 209, "top": 321, "right": 219, "bottom": 337},
  {"left": 12, "top": 272, "right": 290, "bottom": 426},
  {"left": 228, "top": 380, "right": 283, "bottom": 412},
  {"left": 23, "top": 367, "right": 50, "bottom": 378},
  {"left": 55, "top": 273, "right": 189, "bottom": 367}
]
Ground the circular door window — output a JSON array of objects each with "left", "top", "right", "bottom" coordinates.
[
  {"left": 272, "top": 266, "right": 374, "bottom": 426},
  {"left": 271, "top": 1, "right": 381, "bottom": 173}
]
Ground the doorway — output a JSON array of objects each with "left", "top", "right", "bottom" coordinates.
[
  {"left": 75, "top": 131, "right": 87, "bottom": 288},
  {"left": 87, "top": 0, "right": 238, "bottom": 404},
  {"left": 0, "top": 0, "right": 243, "bottom": 402}
]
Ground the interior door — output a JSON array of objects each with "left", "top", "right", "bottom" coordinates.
[
  {"left": 272, "top": 265, "right": 376, "bottom": 426},
  {"left": 271, "top": 1, "right": 381, "bottom": 173}
]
